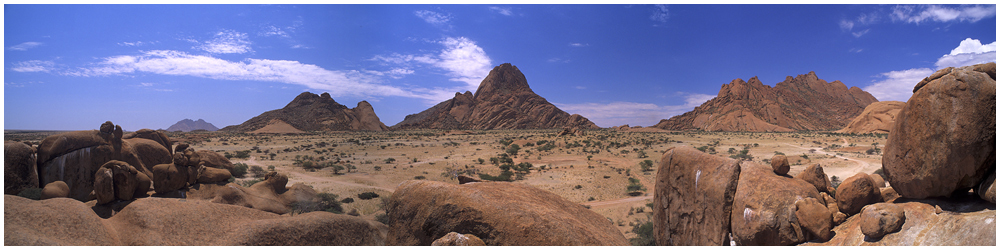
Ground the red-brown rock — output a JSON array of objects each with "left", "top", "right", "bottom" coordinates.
[
  {"left": 794, "top": 197, "right": 833, "bottom": 241},
  {"left": 653, "top": 146, "right": 741, "bottom": 246},
  {"left": 5, "top": 142, "right": 38, "bottom": 195},
  {"left": 123, "top": 128, "right": 173, "bottom": 154},
  {"left": 220, "top": 92, "right": 389, "bottom": 132},
  {"left": 836, "top": 173, "right": 882, "bottom": 215},
  {"left": 883, "top": 63, "right": 996, "bottom": 199},
  {"left": 35, "top": 122, "right": 149, "bottom": 201},
  {"left": 4, "top": 195, "right": 122, "bottom": 245},
  {"left": 39, "top": 181, "right": 69, "bottom": 200},
  {"left": 431, "top": 232, "right": 487, "bottom": 246},
  {"left": 196, "top": 165, "right": 232, "bottom": 183},
  {"left": 837, "top": 101, "right": 906, "bottom": 134},
  {"left": 731, "top": 161, "right": 822, "bottom": 245},
  {"left": 978, "top": 172, "right": 995, "bottom": 203},
  {"left": 151, "top": 163, "right": 189, "bottom": 194},
  {"left": 392, "top": 63, "right": 599, "bottom": 130},
  {"left": 185, "top": 171, "right": 320, "bottom": 215},
  {"left": 870, "top": 174, "right": 886, "bottom": 188},
  {"left": 880, "top": 187, "right": 901, "bottom": 203},
  {"left": 795, "top": 164, "right": 834, "bottom": 194},
  {"left": 859, "top": 203, "right": 905, "bottom": 240},
  {"left": 385, "top": 180, "right": 628, "bottom": 245},
  {"left": 771, "top": 155, "right": 790, "bottom": 175},
  {"left": 93, "top": 167, "right": 115, "bottom": 204},
  {"left": 655, "top": 71, "right": 878, "bottom": 132}
]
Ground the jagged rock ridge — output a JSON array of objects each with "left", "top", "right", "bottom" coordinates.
[
  {"left": 392, "top": 63, "right": 599, "bottom": 130},
  {"left": 654, "top": 72, "right": 878, "bottom": 132},
  {"left": 221, "top": 92, "right": 389, "bottom": 132},
  {"left": 165, "top": 119, "right": 219, "bottom": 132}
]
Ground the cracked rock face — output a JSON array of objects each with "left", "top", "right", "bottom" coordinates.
[{"left": 883, "top": 62, "right": 996, "bottom": 199}]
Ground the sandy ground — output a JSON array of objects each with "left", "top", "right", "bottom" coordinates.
[{"left": 8, "top": 129, "right": 883, "bottom": 239}]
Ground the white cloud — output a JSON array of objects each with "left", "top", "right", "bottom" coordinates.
[
  {"left": 66, "top": 50, "right": 452, "bottom": 101},
  {"left": 650, "top": 4, "right": 669, "bottom": 23},
  {"left": 260, "top": 25, "right": 289, "bottom": 38},
  {"left": 863, "top": 68, "right": 934, "bottom": 102},
  {"left": 196, "top": 30, "right": 252, "bottom": 54},
  {"left": 556, "top": 93, "right": 714, "bottom": 127},
  {"left": 489, "top": 6, "right": 512, "bottom": 16},
  {"left": 935, "top": 38, "right": 997, "bottom": 69},
  {"left": 415, "top": 10, "right": 452, "bottom": 27},
  {"left": 373, "top": 37, "right": 492, "bottom": 91},
  {"left": 892, "top": 5, "right": 996, "bottom": 24},
  {"left": 839, "top": 20, "right": 854, "bottom": 31},
  {"left": 569, "top": 43, "right": 589, "bottom": 47},
  {"left": 10, "top": 60, "right": 55, "bottom": 72},
  {"left": 7, "top": 42, "right": 42, "bottom": 51},
  {"left": 852, "top": 29, "right": 870, "bottom": 38},
  {"left": 849, "top": 48, "right": 864, "bottom": 53},
  {"left": 118, "top": 41, "right": 157, "bottom": 47}
]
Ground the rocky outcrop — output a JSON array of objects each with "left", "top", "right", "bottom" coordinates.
[
  {"left": 794, "top": 197, "right": 833, "bottom": 241},
  {"left": 392, "top": 63, "right": 599, "bottom": 130},
  {"left": 39, "top": 181, "right": 69, "bottom": 200},
  {"left": 654, "top": 71, "right": 878, "bottom": 132},
  {"left": 249, "top": 119, "right": 308, "bottom": 134},
  {"left": 185, "top": 172, "right": 320, "bottom": 215},
  {"left": 165, "top": 118, "right": 219, "bottom": 132},
  {"left": 35, "top": 122, "right": 151, "bottom": 201},
  {"left": 93, "top": 160, "right": 150, "bottom": 205},
  {"left": 730, "top": 161, "right": 823, "bottom": 245},
  {"left": 653, "top": 146, "right": 741, "bottom": 246},
  {"left": 883, "top": 63, "right": 996, "bottom": 199},
  {"left": 836, "top": 101, "right": 906, "bottom": 134},
  {"left": 384, "top": 180, "right": 628, "bottom": 245},
  {"left": 431, "top": 232, "right": 487, "bottom": 246},
  {"left": 123, "top": 129, "right": 173, "bottom": 154},
  {"left": 222, "top": 92, "right": 389, "bottom": 132},
  {"left": 802, "top": 196, "right": 995, "bottom": 246},
  {"left": 795, "top": 164, "right": 835, "bottom": 194},
  {"left": 978, "top": 172, "right": 995, "bottom": 203},
  {"left": 4, "top": 195, "right": 388, "bottom": 245},
  {"left": 859, "top": 203, "right": 905, "bottom": 240},
  {"left": 5, "top": 142, "right": 38, "bottom": 195},
  {"left": 836, "top": 173, "right": 882, "bottom": 215}
]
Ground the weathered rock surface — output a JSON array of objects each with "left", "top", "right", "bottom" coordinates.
[
  {"left": 880, "top": 187, "right": 901, "bottom": 203},
  {"left": 152, "top": 162, "right": 189, "bottom": 194},
  {"left": 39, "top": 181, "right": 69, "bottom": 200},
  {"left": 431, "top": 232, "right": 487, "bottom": 246},
  {"left": 794, "top": 197, "right": 833, "bottom": 241},
  {"left": 655, "top": 71, "right": 878, "bottom": 132},
  {"left": 385, "top": 180, "right": 628, "bottom": 245},
  {"left": 802, "top": 196, "right": 995, "bottom": 246},
  {"left": 392, "top": 63, "right": 599, "bottom": 130},
  {"left": 35, "top": 122, "right": 151, "bottom": 201},
  {"left": 731, "top": 161, "right": 823, "bottom": 245},
  {"left": 250, "top": 118, "right": 308, "bottom": 134},
  {"left": 185, "top": 172, "right": 320, "bottom": 215},
  {"left": 93, "top": 167, "right": 115, "bottom": 204},
  {"left": 165, "top": 118, "right": 219, "bottom": 132},
  {"left": 5, "top": 142, "right": 38, "bottom": 195},
  {"left": 870, "top": 174, "right": 886, "bottom": 188},
  {"left": 836, "top": 173, "right": 882, "bottom": 215},
  {"left": 883, "top": 63, "right": 996, "bottom": 199},
  {"left": 123, "top": 138, "right": 172, "bottom": 174},
  {"left": 221, "top": 92, "right": 389, "bottom": 132},
  {"left": 836, "top": 101, "right": 906, "bottom": 134},
  {"left": 4, "top": 195, "right": 388, "bottom": 245},
  {"left": 859, "top": 203, "right": 906, "bottom": 240},
  {"left": 123, "top": 129, "right": 173, "bottom": 154},
  {"left": 771, "top": 155, "right": 789, "bottom": 175},
  {"left": 795, "top": 163, "right": 834, "bottom": 194},
  {"left": 196, "top": 166, "right": 232, "bottom": 183},
  {"left": 653, "top": 146, "right": 741, "bottom": 246},
  {"left": 978, "top": 172, "right": 995, "bottom": 203}
]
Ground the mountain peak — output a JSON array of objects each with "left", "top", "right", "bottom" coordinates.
[
  {"left": 222, "top": 92, "right": 386, "bottom": 132},
  {"left": 474, "top": 63, "right": 532, "bottom": 100},
  {"left": 166, "top": 118, "right": 219, "bottom": 132}
]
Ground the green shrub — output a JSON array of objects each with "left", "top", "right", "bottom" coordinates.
[
  {"left": 249, "top": 165, "right": 265, "bottom": 178},
  {"left": 479, "top": 171, "right": 514, "bottom": 182},
  {"left": 414, "top": 175, "right": 426, "bottom": 180},
  {"left": 232, "top": 163, "right": 249, "bottom": 178},
  {"left": 639, "top": 160, "right": 655, "bottom": 172},
  {"left": 16, "top": 188, "right": 42, "bottom": 200},
  {"left": 341, "top": 197, "right": 355, "bottom": 203},
  {"left": 358, "top": 192, "right": 380, "bottom": 200},
  {"left": 627, "top": 177, "right": 646, "bottom": 196},
  {"left": 375, "top": 213, "right": 392, "bottom": 225},
  {"left": 629, "top": 220, "right": 655, "bottom": 246}
]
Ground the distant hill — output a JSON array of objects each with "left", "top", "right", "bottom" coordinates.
[
  {"left": 392, "top": 63, "right": 598, "bottom": 130},
  {"left": 220, "top": 92, "right": 388, "bottom": 132},
  {"left": 166, "top": 119, "right": 219, "bottom": 132},
  {"left": 654, "top": 71, "right": 878, "bottom": 132}
]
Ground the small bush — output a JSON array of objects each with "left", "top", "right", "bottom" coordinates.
[
  {"left": 239, "top": 178, "right": 264, "bottom": 187},
  {"left": 358, "top": 191, "right": 380, "bottom": 200},
  {"left": 414, "top": 175, "right": 426, "bottom": 180},
  {"left": 249, "top": 165, "right": 265, "bottom": 178},
  {"left": 479, "top": 171, "right": 514, "bottom": 182},
  {"left": 232, "top": 163, "right": 249, "bottom": 178},
  {"left": 341, "top": 197, "right": 355, "bottom": 204},
  {"left": 629, "top": 220, "right": 655, "bottom": 246},
  {"left": 574, "top": 185, "right": 583, "bottom": 189},
  {"left": 17, "top": 188, "right": 42, "bottom": 200},
  {"left": 375, "top": 213, "right": 392, "bottom": 225}
]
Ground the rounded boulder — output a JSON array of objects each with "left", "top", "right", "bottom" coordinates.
[{"left": 836, "top": 173, "right": 882, "bottom": 215}]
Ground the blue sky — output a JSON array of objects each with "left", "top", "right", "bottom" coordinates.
[{"left": 4, "top": 4, "right": 996, "bottom": 130}]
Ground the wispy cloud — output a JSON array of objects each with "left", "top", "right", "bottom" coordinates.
[
  {"left": 863, "top": 38, "right": 997, "bottom": 102},
  {"left": 415, "top": 10, "right": 453, "bottom": 30},
  {"left": 260, "top": 25, "right": 290, "bottom": 38},
  {"left": 556, "top": 92, "right": 714, "bottom": 127},
  {"left": 851, "top": 29, "right": 870, "bottom": 38},
  {"left": 7, "top": 42, "right": 42, "bottom": 51},
  {"left": 489, "top": 6, "right": 512, "bottom": 16},
  {"left": 372, "top": 37, "right": 493, "bottom": 91},
  {"left": 118, "top": 41, "right": 157, "bottom": 47},
  {"left": 892, "top": 5, "right": 996, "bottom": 24},
  {"left": 10, "top": 60, "right": 55, "bottom": 72},
  {"left": 650, "top": 4, "right": 669, "bottom": 23},
  {"left": 547, "top": 57, "right": 571, "bottom": 63},
  {"left": 849, "top": 48, "right": 864, "bottom": 53},
  {"left": 569, "top": 43, "right": 589, "bottom": 47},
  {"left": 66, "top": 50, "right": 448, "bottom": 101},
  {"left": 195, "top": 30, "right": 252, "bottom": 54}
]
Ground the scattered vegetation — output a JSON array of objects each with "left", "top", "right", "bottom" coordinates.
[
  {"left": 358, "top": 191, "right": 380, "bottom": 200},
  {"left": 629, "top": 220, "right": 655, "bottom": 246},
  {"left": 16, "top": 188, "right": 42, "bottom": 200},
  {"left": 626, "top": 177, "right": 646, "bottom": 196},
  {"left": 232, "top": 163, "right": 249, "bottom": 178}
]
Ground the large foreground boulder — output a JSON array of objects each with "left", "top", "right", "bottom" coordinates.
[
  {"left": 836, "top": 173, "right": 882, "bottom": 215},
  {"left": 794, "top": 197, "right": 833, "bottom": 241},
  {"left": 795, "top": 163, "right": 834, "bottom": 194},
  {"left": 859, "top": 203, "right": 906, "bottom": 240},
  {"left": 34, "top": 122, "right": 150, "bottom": 201},
  {"left": 5, "top": 142, "right": 38, "bottom": 195},
  {"left": 123, "top": 129, "right": 173, "bottom": 154},
  {"left": 653, "top": 146, "right": 741, "bottom": 246},
  {"left": 731, "top": 161, "right": 822, "bottom": 245},
  {"left": 385, "top": 180, "right": 628, "bottom": 246},
  {"left": 39, "top": 181, "right": 70, "bottom": 200},
  {"left": 883, "top": 63, "right": 996, "bottom": 199},
  {"left": 4, "top": 195, "right": 388, "bottom": 245},
  {"left": 802, "top": 196, "right": 995, "bottom": 246}
]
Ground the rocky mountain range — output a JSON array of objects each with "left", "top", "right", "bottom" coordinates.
[
  {"left": 836, "top": 101, "right": 906, "bottom": 134},
  {"left": 654, "top": 71, "right": 878, "bottom": 132},
  {"left": 392, "top": 63, "right": 598, "bottom": 130},
  {"left": 165, "top": 119, "right": 219, "bottom": 132},
  {"left": 220, "top": 92, "right": 389, "bottom": 132}
]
